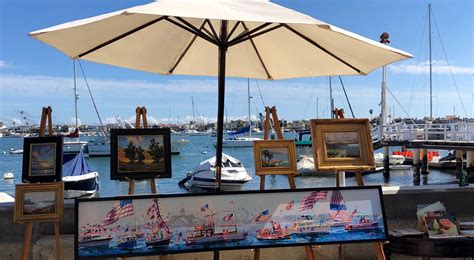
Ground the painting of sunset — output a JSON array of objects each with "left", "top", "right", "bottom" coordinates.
[{"left": 29, "top": 143, "right": 56, "bottom": 176}]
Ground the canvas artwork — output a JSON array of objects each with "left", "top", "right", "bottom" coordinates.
[
  {"left": 22, "top": 136, "right": 63, "bottom": 183},
  {"left": 324, "top": 132, "right": 361, "bottom": 158},
  {"left": 310, "top": 119, "right": 375, "bottom": 172},
  {"left": 14, "top": 182, "right": 64, "bottom": 223},
  {"left": 253, "top": 140, "right": 297, "bottom": 175},
  {"left": 75, "top": 186, "right": 387, "bottom": 258},
  {"left": 110, "top": 128, "right": 171, "bottom": 180}
]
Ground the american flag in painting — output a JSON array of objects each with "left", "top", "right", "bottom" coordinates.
[
  {"left": 101, "top": 199, "right": 134, "bottom": 226},
  {"left": 298, "top": 191, "right": 328, "bottom": 211}
]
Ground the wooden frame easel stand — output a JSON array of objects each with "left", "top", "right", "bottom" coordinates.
[
  {"left": 254, "top": 106, "right": 319, "bottom": 260},
  {"left": 332, "top": 108, "right": 385, "bottom": 260},
  {"left": 22, "top": 106, "right": 61, "bottom": 260}
]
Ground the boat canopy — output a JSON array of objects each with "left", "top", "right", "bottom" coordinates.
[
  {"left": 63, "top": 150, "right": 93, "bottom": 177},
  {"left": 195, "top": 153, "right": 241, "bottom": 172},
  {"left": 228, "top": 126, "right": 250, "bottom": 136}
]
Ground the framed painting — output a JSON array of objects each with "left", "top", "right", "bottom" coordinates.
[
  {"left": 310, "top": 119, "right": 375, "bottom": 172},
  {"left": 253, "top": 140, "right": 297, "bottom": 175},
  {"left": 22, "top": 136, "right": 63, "bottom": 183},
  {"left": 110, "top": 128, "right": 171, "bottom": 180},
  {"left": 75, "top": 186, "right": 388, "bottom": 258},
  {"left": 14, "top": 182, "right": 64, "bottom": 223}
]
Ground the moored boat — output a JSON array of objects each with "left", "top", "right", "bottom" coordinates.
[{"left": 62, "top": 150, "right": 99, "bottom": 198}]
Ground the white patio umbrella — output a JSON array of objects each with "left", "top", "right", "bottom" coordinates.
[{"left": 29, "top": 0, "right": 411, "bottom": 190}]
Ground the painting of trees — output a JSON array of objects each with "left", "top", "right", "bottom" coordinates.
[
  {"left": 124, "top": 140, "right": 137, "bottom": 163},
  {"left": 148, "top": 139, "right": 164, "bottom": 163},
  {"left": 261, "top": 149, "right": 273, "bottom": 166}
]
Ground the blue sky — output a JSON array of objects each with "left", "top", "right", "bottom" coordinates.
[{"left": 0, "top": 0, "right": 472, "bottom": 126}]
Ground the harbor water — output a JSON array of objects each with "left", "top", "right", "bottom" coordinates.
[{"left": 0, "top": 134, "right": 460, "bottom": 198}]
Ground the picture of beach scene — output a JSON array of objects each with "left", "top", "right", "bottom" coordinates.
[
  {"left": 260, "top": 147, "right": 290, "bottom": 168},
  {"left": 117, "top": 135, "right": 165, "bottom": 173},
  {"left": 76, "top": 187, "right": 387, "bottom": 258},
  {"left": 324, "top": 131, "right": 361, "bottom": 158},
  {"left": 23, "top": 191, "right": 56, "bottom": 215},
  {"left": 29, "top": 143, "right": 56, "bottom": 176}
]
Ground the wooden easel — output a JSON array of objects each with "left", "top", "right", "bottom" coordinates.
[
  {"left": 127, "top": 106, "right": 157, "bottom": 195},
  {"left": 254, "top": 106, "right": 317, "bottom": 260},
  {"left": 332, "top": 109, "right": 385, "bottom": 260},
  {"left": 21, "top": 106, "right": 62, "bottom": 260}
]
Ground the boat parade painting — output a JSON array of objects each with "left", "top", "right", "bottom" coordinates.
[{"left": 75, "top": 187, "right": 387, "bottom": 258}]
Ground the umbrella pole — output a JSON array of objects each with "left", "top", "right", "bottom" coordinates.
[{"left": 215, "top": 20, "right": 228, "bottom": 192}]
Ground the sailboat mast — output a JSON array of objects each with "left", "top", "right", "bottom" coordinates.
[
  {"left": 428, "top": 4, "right": 433, "bottom": 120},
  {"left": 248, "top": 78, "right": 252, "bottom": 138},
  {"left": 191, "top": 96, "right": 195, "bottom": 126},
  {"left": 73, "top": 60, "right": 78, "bottom": 128},
  {"left": 329, "top": 77, "right": 334, "bottom": 119}
]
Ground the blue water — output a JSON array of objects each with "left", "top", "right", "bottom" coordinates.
[
  {"left": 78, "top": 226, "right": 386, "bottom": 257},
  {"left": 0, "top": 134, "right": 459, "bottom": 197}
]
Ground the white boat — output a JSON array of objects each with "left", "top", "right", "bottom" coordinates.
[
  {"left": 297, "top": 155, "right": 316, "bottom": 174},
  {"left": 3, "top": 172, "right": 14, "bottom": 179},
  {"left": 63, "top": 139, "right": 88, "bottom": 154},
  {"left": 374, "top": 153, "right": 405, "bottom": 166},
  {"left": 184, "top": 153, "right": 252, "bottom": 190},
  {"left": 9, "top": 148, "right": 23, "bottom": 154},
  {"left": 62, "top": 150, "right": 99, "bottom": 198}
]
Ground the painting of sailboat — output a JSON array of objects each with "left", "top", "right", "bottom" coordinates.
[{"left": 75, "top": 187, "right": 387, "bottom": 258}]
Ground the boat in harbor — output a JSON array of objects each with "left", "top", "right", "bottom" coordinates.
[
  {"left": 290, "top": 215, "right": 330, "bottom": 235},
  {"left": 344, "top": 217, "right": 380, "bottom": 232},
  {"left": 144, "top": 198, "right": 172, "bottom": 247},
  {"left": 62, "top": 150, "right": 99, "bottom": 199},
  {"left": 184, "top": 153, "right": 252, "bottom": 190},
  {"left": 116, "top": 232, "right": 137, "bottom": 249},
  {"left": 256, "top": 221, "right": 291, "bottom": 240},
  {"left": 78, "top": 225, "right": 112, "bottom": 249}
]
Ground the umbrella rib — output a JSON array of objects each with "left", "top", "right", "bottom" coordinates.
[
  {"left": 168, "top": 17, "right": 218, "bottom": 45},
  {"left": 282, "top": 24, "right": 361, "bottom": 74},
  {"left": 204, "top": 19, "right": 219, "bottom": 41},
  {"left": 241, "top": 22, "right": 272, "bottom": 80},
  {"left": 227, "top": 21, "right": 242, "bottom": 40},
  {"left": 228, "top": 23, "right": 272, "bottom": 45},
  {"left": 78, "top": 16, "right": 167, "bottom": 58},
  {"left": 228, "top": 24, "right": 283, "bottom": 47},
  {"left": 169, "top": 21, "right": 207, "bottom": 74}
]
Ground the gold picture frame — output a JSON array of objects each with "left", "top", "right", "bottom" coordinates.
[
  {"left": 310, "top": 119, "right": 375, "bottom": 172},
  {"left": 253, "top": 140, "right": 297, "bottom": 175},
  {"left": 14, "top": 182, "right": 64, "bottom": 223}
]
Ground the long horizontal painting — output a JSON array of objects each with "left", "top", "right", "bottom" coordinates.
[{"left": 75, "top": 186, "right": 387, "bottom": 258}]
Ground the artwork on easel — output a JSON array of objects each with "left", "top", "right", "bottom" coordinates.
[
  {"left": 14, "top": 182, "right": 64, "bottom": 223},
  {"left": 22, "top": 136, "right": 63, "bottom": 183},
  {"left": 253, "top": 140, "right": 297, "bottom": 175},
  {"left": 310, "top": 119, "right": 375, "bottom": 172},
  {"left": 110, "top": 128, "right": 172, "bottom": 180},
  {"left": 75, "top": 186, "right": 388, "bottom": 258}
]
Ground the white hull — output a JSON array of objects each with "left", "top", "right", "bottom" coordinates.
[
  {"left": 374, "top": 153, "right": 405, "bottom": 166},
  {"left": 63, "top": 140, "right": 88, "bottom": 154},
  {"left": 63, "top": 171, "right": 99, "bottom": 199}
]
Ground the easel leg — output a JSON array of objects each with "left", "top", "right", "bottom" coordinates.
[
  {"left": 150, "top": 179, "right": 157, "bottom": 194},
  {"left": 22, "top": 222, "right": 33, "bottom": 260},
  {"left": 355, "top": 171, "right": 364, "bottom": 186},
  {"left": 254, "top": 248, "right": 260, "bottom": 260},
  {"left": 128, "top": 179, "right": 135, "bottom": 195},
  {"left": 259, "top": 176, "right": 265, "bottom": 190},
  {"left": 337, "top": 244, "right": 343, "bottom": 260},
  {"left": 305, "top": 245, "right": 315, "bottom": 260},
  {"left": 288, "top": 175, "right": 296, "bottom": 189},
  {"left": 54, "top": 221, "right": 61, "bottom": 260},
  {"left": 374, "top": 242, "right": 385, "bottom": 260}
]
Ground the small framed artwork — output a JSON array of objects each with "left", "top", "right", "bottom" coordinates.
[
  {"left": 22, "top": 136, "right": 63, "bottom": 183},
  {"left": 310, "top": 119, "right": 375, "bottom": 172},
  {"left": 110, "top": 128, "right": 172, "bottom": 180},
  {"left": 14, "top": 182, "right": 64, "bottom": 223},
  {"left": 253, "top": 140, "right": 297, "bottom": 175}
]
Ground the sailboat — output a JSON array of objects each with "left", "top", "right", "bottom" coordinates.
[
  {"left": 221, "top": 79, "right": 262, "bottom": 148},
  {"left": 145, "top": 198, "right": 172, "bottom": 247}
]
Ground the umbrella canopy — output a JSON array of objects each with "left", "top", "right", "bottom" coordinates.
[{"left": 29, "top": 0, "right": 411, "bottom": 190}]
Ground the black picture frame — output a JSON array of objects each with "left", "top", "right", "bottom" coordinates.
[
  {"left": 75, "top": 186, "right": 388, "bottom": 259},
  {"left": 110, "top": 128, "right": 172, "bottom": 180},
  {"left": 22, "top": 136, "right": 63, "bottom": 183}
]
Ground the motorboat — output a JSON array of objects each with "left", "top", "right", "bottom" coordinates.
[
  {"left": 184, "top": 153, "right": 252, "bottom": 190},
  {"left": 297, "top": 155, "right": 316, "bottom": 174},
  {"left": 374, "top": 153, "right": 405, "bottom": 166},
  {"left": 62, "top": 150, "right": 99, "bottom": 198},
  {"left": 3, "top": 172, "right": 14, "bottom": 179},
  {"left": 9, "top": 148, "right": 23, "bottom": 154}
]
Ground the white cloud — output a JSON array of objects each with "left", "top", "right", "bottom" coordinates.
[
  {"left": 0, "top": 60, "right": 6, "bottom": 68},
  {"left": 390, "top": 60, "right": 474, "bottom": 75}
]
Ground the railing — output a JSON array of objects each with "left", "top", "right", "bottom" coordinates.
[{"left": 372, "top": 122, "right": 474, "bottom": 143}]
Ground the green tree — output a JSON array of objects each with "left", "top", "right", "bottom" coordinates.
[
  {"left": 124, "top": 140, "right": 137, "bottom": 163},
  {"left": 148, "top": 139, "right": 164, "bottom": 163},
  {"left": 262, "top": 149, "right": 273, "bottom": 166},
  {"left": 137, "top": 146, "right": 145, "bottom": 164}
]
